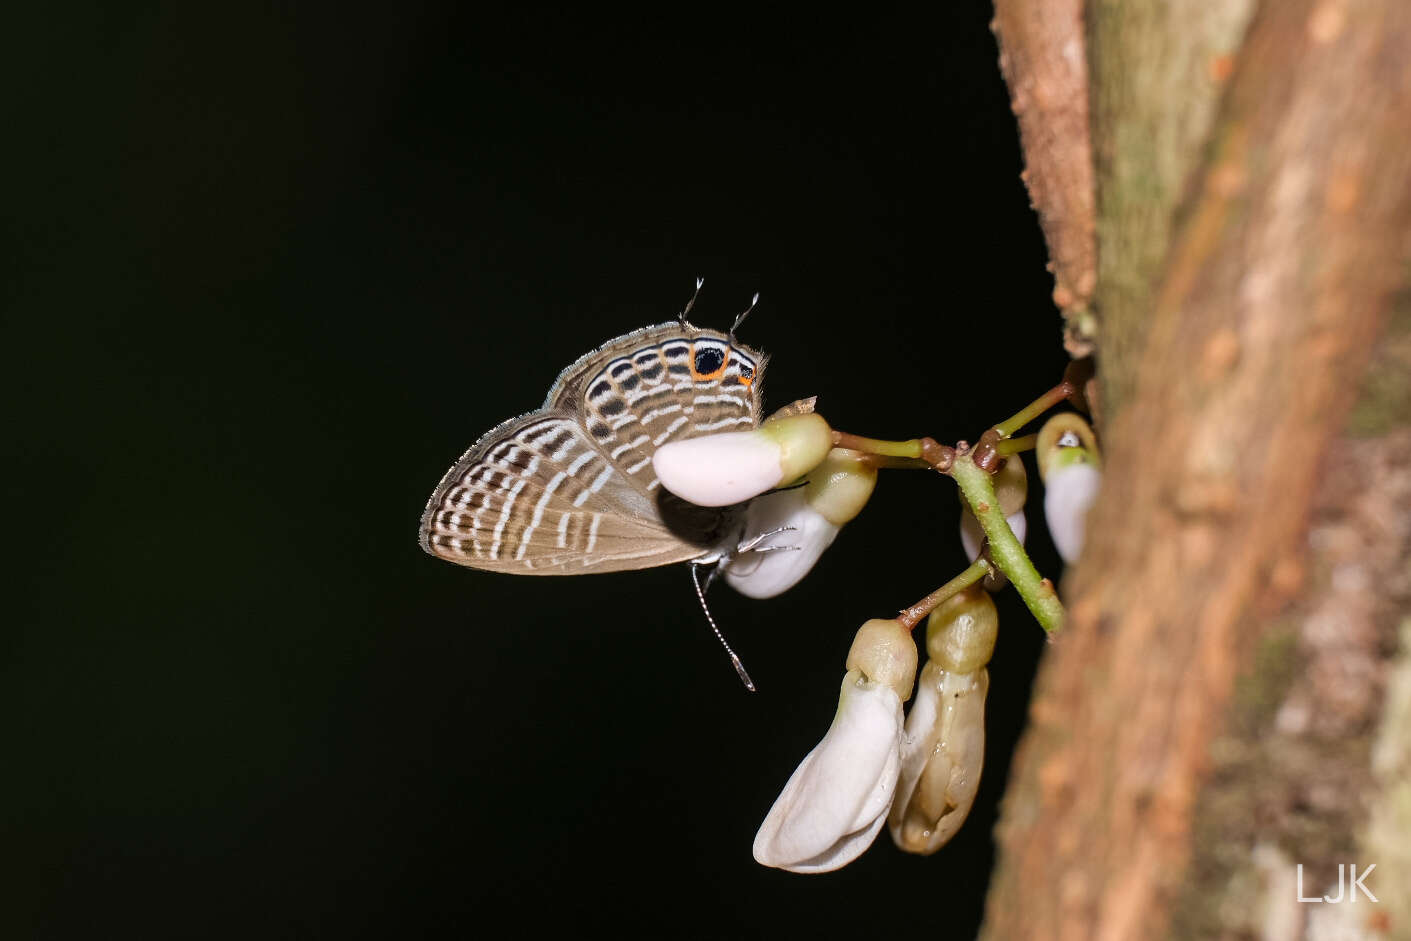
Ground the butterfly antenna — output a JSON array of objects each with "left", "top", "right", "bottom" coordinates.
[
  {"left": 691, "top": 562, "right": 756, "bottom": 691},
  {"left": 729, "top": 292, "right": 760, "bottom": 346},
  {"left": 679, "top": 277, "right": 705, "bottom": 327}
]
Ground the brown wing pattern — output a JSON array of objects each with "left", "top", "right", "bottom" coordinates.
[
  {"left": 419, "top": 413, "right": 718, "bottom": 574},
  {"left": 419, "top": 322, "right": 767, "bottom": 575},
  {"left": 546, "top": 323, "right": 766, "bottom": 494}
]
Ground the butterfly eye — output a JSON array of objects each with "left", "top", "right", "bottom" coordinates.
[{"left": 692, "top": 345, "right": 726, "bottom": 378}]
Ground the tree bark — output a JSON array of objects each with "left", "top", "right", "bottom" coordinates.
[
  {"left": 980, "top": 2, "right": 1411, "bottom": 938},
  {"left": 990, "top": 0, "right": 1098, "bottom": 357}
]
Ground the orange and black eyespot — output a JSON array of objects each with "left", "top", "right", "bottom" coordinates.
[
  {"left": 736, "top": 359, "right": 755, "bottom": 387},
  {"left": 690, "top": 343, "right": 728, "bottom": 381}
]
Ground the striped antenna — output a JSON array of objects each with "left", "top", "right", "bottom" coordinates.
[
  {"left": 679, "top": 277, "right": 705, "bottom": 326},
  {"left": 692, "top": 562, "right": 756, "bottom": 691},
  {"left": 729, "top": 292, "right": 760, "bottom": 346}
]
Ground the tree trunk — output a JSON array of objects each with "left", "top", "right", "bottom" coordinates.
[{"left": 983, "top": 1, "right": 1411, "bottom": 938}]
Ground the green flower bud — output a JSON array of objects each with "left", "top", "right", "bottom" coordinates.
[
  {"left": 925, "top": 586, "right": 998, "bottom": 674},
  {"left": 846, "top": 618, "right": 919, "bottom": 703},
  {"left": 804, "top": 448, "right": 878, "bottom": 526},
  {"left": 760, "top": 413, "right": 833, "bottom": 486},
  {"left": 1036, "top": 413, "right": 1100, "bottom": 481}
]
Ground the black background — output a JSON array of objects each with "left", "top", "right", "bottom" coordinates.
[{"left": 9, "top": 4, "right": 1070, "bottom": 937}]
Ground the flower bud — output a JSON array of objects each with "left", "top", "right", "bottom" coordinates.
[
  {"left": 724, "top": 448, "right": 877, "bottom": 599},
  {"left": 652, "top": 413, "right": 832, "bottom": 507},
  {"left": 925, "top": 586, "right": 998, "bottom": 674},
  {"left": 845, "top": 618, "right": 919, "bottom": 703},
  {"left": 888, "top": 661, "right": 988, "bottom": 855},
  {"left": 722, "top": 451, "right": 874, "bottom": 600},
  {"left": 1037, "top": 414, "right": 1102, "bottom": 564},
  {"left": 724, "top": 490, "right": 839, "bottom": 599},
  {"left": 804, "top": 448, "right": 877, "bottom": 526},
  {"left": 1045, "top": 462, "right": 1102, "bottom": 564},
  {"left": 1036, "top": 413, "right": 1100, "bottom": 481},
  {"left": 753, "top": 669, "right": 904, "bottom": 873}
]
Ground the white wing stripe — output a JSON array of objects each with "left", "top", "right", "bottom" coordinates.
[
  {"left": 694, "top": 415, "right": 755, "bottom": 432},
  {"left": 489, "top": 478, "right": 528, "bottom": 559},
  {"left": 652, "top": 415, "right": 689, "bottom": 446},
  {"left": 515, "top": 471, "right": 567, "bottom": 560},
  {"left": 692, "top": 393, "right": 745, "bottom": 406},
  {"left": 572, "top": 463, "right": 616, "bottom": 507},
  {"left": 610, "top": 435, "right": 649, "bottom": 460},
  {"left": 639, "top": 403, "right": 682, "bottom": 424}
]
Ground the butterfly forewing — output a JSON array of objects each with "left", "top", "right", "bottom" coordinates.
[
  {"left": 549, "top": 325, "right": 765, "bottom": 490},
  {"left": 419, "top": 321, "right": 767, "bottom": 575}
]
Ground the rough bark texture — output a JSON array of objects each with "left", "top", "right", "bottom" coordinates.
[
  {"left": 980, "top": 2, "right": 1411, "bottom": 939},
  {"left": 1169, "top": 422, "right": 1411, "bottom": 940},
  {"left": 1087, "top": 0, "right": 1254, "bottom": 415},
  {"left": 990, "top": 0, "right": 1098, "bottom": 357}
]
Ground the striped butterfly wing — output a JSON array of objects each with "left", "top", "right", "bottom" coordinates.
[
  {"left": 420, "top": 413, "right": 717, "bottom": 573},
  {"left": 545, "top": 323, "right": 767, "bottom": 493},
  {"left": 419, "top": 323, "right": 767, "bottom": 575}
]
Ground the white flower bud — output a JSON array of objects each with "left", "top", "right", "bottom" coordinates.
[
  {"left": 653, "top": 414, "right": 832, "bottom": 507},
  {"left": 1044, "top": 461, "right": 1101, "bottom": 564},
  {"left": 724, "top": 448, "right": 877, "bottom": 599},
  {"left": 1036, "top": 413, "right": 1101, "bottom": 565},
  {"left": 753, "top": 670, "right": 904, "bottom": 873},
  {"left": 723, "top": 489, "right": 839, "bottom": 599}
]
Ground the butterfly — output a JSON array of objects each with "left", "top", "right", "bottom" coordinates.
[{"left": 419, "top": 296, "right": 767, "bottom": 578}]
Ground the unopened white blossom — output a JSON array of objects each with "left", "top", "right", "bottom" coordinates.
[
  {"left": 724, "top": 489, "right": 838, "bottom": 599},
  {"left": 1036, "top": 414, "right": 1102, "bottom": 565},
  {"left": 1044, "top": 461, "right": 1101, "bottom": 564},
  {"left": 754, "top": 619, "right": 915, "bottom": 873},
  {"left": 653, "top": 413, "right": 832, "bottom": 507},
  {"left": 725, "top": 448, "right": 876, "bottom": 599}
]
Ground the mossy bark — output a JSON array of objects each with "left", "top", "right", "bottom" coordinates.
[{"left": 980, "top": 2, "right": 1411, "bottom": 938}]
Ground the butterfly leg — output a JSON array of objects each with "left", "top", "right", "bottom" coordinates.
[{"left": 737, "top": 525, "right": 800, "bottom": 555}]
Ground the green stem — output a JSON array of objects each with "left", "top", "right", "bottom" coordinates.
[
  {"left": 995, "top": 433, "right": 1039, "bottom": 456},
  {"left": 993, "top": 382, "right": 1074, "bottom": 439},
  {"left": 950, "top": 451, "right": 1065, "bottom": 633},
  {"left": 832, "top": 431, "right": 954, "bottom": 471},
  {"left": 897, "top": 558, "right": 991, "bottom": 629},
  {"left": 831, "top": 430, "right": 925, "bottom": 459}
]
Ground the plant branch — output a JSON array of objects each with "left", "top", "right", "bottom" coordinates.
[{"left": 950, "top": 450, "right": 1064, "bottom": 633}]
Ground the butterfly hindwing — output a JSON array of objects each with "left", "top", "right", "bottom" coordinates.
[{"left": 419, "top": 412, "right": 718, "bottom": 574}]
